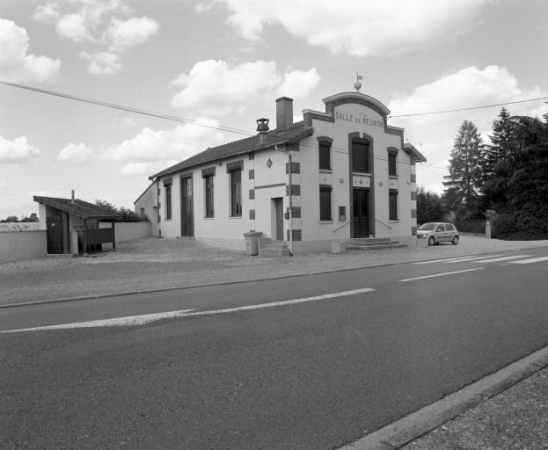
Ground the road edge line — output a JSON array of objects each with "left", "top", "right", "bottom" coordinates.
[{"left": 338, "top": 344, "right": 548, "bottom": 450}]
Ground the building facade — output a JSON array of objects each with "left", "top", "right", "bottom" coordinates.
[{"left": 143, "top": 89, "right": 426, "bottom": 253}]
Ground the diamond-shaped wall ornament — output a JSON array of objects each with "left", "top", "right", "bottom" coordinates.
[{"left": 266, "top": 158, "right": 273, "bottom": 168}]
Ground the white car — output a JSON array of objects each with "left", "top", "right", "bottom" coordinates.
[{"left": 417, "top": 222, "right": 460, "bottom": 246}]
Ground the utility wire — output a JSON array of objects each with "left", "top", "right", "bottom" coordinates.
[
  {"left": 3, "top": 80, "right": 547, "bottom": 132},
  {"left": 389, "top": 97, "right": 548, "bottom": 118},
  {"left": 0, "top": 80, "right": 253, "bottom": 136}
]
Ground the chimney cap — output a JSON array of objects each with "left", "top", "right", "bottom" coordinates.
[{"left": 256, "top": 118, "right": 270, "bottom": 133}]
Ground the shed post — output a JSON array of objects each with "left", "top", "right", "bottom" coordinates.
[
  {"left": 112, "top": 220, "right": 116, "bottom": 250},
  {"left": 83, "top": 219, "right": 88, "bottom": 255}
]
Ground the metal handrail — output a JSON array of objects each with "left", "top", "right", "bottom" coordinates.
[
  {"left": 375, "top": 219, "right": 392, "bottom": 230},
  {"left": 332, "top": 221, "right": 351, "bottom": 233}
]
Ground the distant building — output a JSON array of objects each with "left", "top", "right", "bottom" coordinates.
[{"left": 142, "top": 87, "right": 426, "bottom": 254}]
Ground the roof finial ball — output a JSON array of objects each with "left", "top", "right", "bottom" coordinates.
[{"left": 354, "top": 73, "right": 363, "bottom": 92}]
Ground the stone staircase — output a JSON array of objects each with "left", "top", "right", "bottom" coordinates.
[
  {"left": 342, "top": 237, "right": 407, "bottom": 252},
  {"left": 259, "top": 241, "right": 291, "bottom": 257}
]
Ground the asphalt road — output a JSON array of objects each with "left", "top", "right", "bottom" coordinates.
[{"left": 2, "top": 248, "right": 548, "bottom": 449}]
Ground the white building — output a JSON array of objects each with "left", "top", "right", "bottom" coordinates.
[{"left": 139, "top": 88, "right": 426, "bottom": 254}]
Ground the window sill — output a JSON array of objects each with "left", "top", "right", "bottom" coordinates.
[
  {"left": 320, "top": 169, "right": 332, "bottom": 174},
  {"left": 229, "top": 216, "right": 243, "bottom": 219},
  {"left": 352, "top": 172, "right": 371, "bottom": 176},
  {"left": 389, "top": 175, "right": 398, "bottom": 179},
  {"left": 319, "top": 220, "right": 334, "bottom": 224}
]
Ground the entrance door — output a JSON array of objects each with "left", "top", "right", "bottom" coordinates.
[
  {"left": 181, "top": 177, "right": 194, "bottom": 237},
  {"left": 352, "top": 189, "right": 370, "bottom": 238},
  {"left": 274, "top": 198, "right": 284, "bottom": 241},
  {"left": 46, "top": 216, "right": 63, "bottom": 254}
]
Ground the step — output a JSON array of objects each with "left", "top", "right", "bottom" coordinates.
[
  {"left": 345, "top": 243, "right": 407, "bottom": 251},
  {"left": 260, "top": 246, "right": 290, "bottom": 257}
]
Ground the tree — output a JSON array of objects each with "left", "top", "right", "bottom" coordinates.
[
  {"left": 443, "top": 120, "right": 485, "bottom": 215},
  {"left": 95, "top": 199, "right": 145, "bottom": 222},
  {"left": 416, "top": 186, "right": 444, "bottom": 224}
]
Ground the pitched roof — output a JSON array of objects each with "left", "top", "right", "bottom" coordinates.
[
  {"left": 150, "top": 121, "right": 313, "bottom": 180},
  {"left": 33, "top": 196, "right": 123, "bottom": 220}
]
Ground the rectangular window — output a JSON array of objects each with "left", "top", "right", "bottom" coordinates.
[
  {"left": 165, "top": 185, "right": 172, "bottom": 220},
  {"left": 389, "top": 190, "right": 398, "bottom": 221},
  {"left": 204, "top": 175, "right": 214, "bottom": 218},
  {"left": 230, "top": 169, "right": 242, "bottom": 217},
  {"left": 388, "top": 152, "right": 397, "bottom": 176},
  {"left": 352, "top": 139, "right": 370, "bottom": 173},
  {"left": 320, "top": 185, "right": 332, "bottom": 221},
  {"left": 319, "top": 141, "right": 331, "bottom": 170}
]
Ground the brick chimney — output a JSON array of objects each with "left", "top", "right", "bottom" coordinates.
[{"left": 276, "top": 97, "right": 293, "bottom": 131}]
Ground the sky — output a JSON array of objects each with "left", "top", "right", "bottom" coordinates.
[{"left": 1, "top": 0, "right": 547, "bottom": 220}]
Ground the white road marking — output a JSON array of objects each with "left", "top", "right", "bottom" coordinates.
[
  {"left": 2, "top": 288, "right": 376, "bottom": 333},
  {"left": 471, "top": 255, "right": 531, "bottom": 263},
  {"left": 400, "top": 268, "right": 483, "bottom": 282},
  {"left": 509, "top": 256, "right": 548, "bottom": 265},
  {"left": 413, "top": 256, "right": 496, "bottom": 265}
]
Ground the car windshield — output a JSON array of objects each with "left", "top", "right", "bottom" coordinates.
[{"left": 418, "top": 223, "right": 437, "bottom": 230}]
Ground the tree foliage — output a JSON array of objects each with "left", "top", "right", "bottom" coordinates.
[
  {"left": 440, "top": 108, "right": 548, "bottom": 239},
  {"left": 443, "top": 120, "right": 485, "bottom": 211},
  {"left": 416, "top": 186, "right": 445, "bottom": 224},
  {"left": 95, "top": 199, "right": 146, "bottom": 222}
]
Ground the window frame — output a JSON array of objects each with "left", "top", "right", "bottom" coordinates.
[
  {"left": 204, "top": 174, "right": 214, "bottom": 218},
  {"left": 387, "top": 148, "right": 398, "bottom": 177},
  {"left": 165, "top": 184, "right": 172, "bottom": 221},
  {"left": 319, "top": 185, "right": 332, "bottom": 221},
  {"left": 230, "top": 169, "right": 242, "bottom": 217},
  {"left": 318, "top": 138, "right": 332, "bottom": 171},
  {"left": 352, "top": 138, "right": 371, "bottom": 174},
  {"left": 389, "top": 189, "right": 398, "bottom": 221}
]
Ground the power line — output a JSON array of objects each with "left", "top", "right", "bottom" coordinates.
[
  {"left": 0, "top": 80, "right": 253, "bottom": 137},
  {"left": 389, "top": 97, "right": 548, "bottom": 118}
]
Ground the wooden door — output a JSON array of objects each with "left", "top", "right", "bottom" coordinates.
[
  {"left": 274, "top": 198, "right": 284, "bottom": 241},
  {"left": 352, "top": 189, "right": 370, "bottom": 238},
  {"left": 46, "top": 217, "right": 63, "bottom": 254},
  {"left": 181, "top": 177, "right": 194, "bottom": 237}
]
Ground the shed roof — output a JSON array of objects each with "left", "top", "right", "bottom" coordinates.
[
  {"left": 33, "top": 196, "right": 123, "bottom": 220},
  {"left": 150, "top": 121, "right": 313, "bottom": 180}
]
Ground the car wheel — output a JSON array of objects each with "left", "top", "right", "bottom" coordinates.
[
  {"left": 452, "top": 236, "right": 459, "bottom": 245},
  {"left": 428, "top": 236, "right": 435, "bottom": 246}
]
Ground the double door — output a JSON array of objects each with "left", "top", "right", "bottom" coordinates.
[{"left": 352, "top": 188, "right": 370, "bottom": 238}]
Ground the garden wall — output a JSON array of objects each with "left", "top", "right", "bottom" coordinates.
[{"left": 0, "top": 231, "right": 47, "bottom": 264}]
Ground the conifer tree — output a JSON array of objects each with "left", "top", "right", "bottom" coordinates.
[{"left": 443, "top": 120, "right": 485, "bottom": 210}]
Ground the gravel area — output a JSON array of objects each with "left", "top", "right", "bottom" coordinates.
[
  {"left": 2, "top": 235, "right": 548, "bottom": 307},
  {"left": 402, "top": 367, "right": 548, "bottom": 450}
]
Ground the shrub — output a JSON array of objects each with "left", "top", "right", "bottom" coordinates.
[{"left": 491, "top": 213, "right": 517, "bottom": 239}]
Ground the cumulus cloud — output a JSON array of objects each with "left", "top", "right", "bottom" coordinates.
[
  {"left": 387, "top": 65, "right": 548, "bottom": 192},
  {"left": 205, "top": 0, "right": 495, "bottom": 56},
  {"left": 0, "top": 19, "right": 61, "bottom": 82},
  {"left": 171, "top": 60, "right": 320, "bottom": 116},
  {"left": 103, "top": 16, "right": 159, "bottom": 52},
  {"left": 33, "top": 0, "right": 158, "bottom": 74},
  {"left": 80, "top": 51, "right": 122, "bottom": 74},
  {"left": 102, "top": 122, "right": 225, "bottom": 167},
  {"left": 0, "top": 136, "right": 40, "bottom": 164},
  {"left": 58, "top": 143, "right": 95, "bottom": 162}
]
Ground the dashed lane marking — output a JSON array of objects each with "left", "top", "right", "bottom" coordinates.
[{"left": 400, "top": 268, "right": 483, "bottom": 283}]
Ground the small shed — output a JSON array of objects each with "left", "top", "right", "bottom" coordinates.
[{"left": 33, "top": 196, "right": 123, "bottom": 255}]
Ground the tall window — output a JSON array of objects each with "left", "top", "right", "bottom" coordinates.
[
  {"left": 388, "top": 149, "right": 398, "bottom": 176},
  {"left": 319, "top": 140, "right": 331, "bottom": 170},
  {"left": 165, "top": 184, "right": 172, "bottom": 220},
  {"left": 389, "top": 190, "right": 398, "bottom": 220},
  {"left": 320, "top": 185, "right": 332, "bottom": 221},
  {"left": 205, "top": 175, "right": 214, "bottom": 218},
  {"left": 230, "top": 169, "right": 242, "bottom": 217},
  {"left": 352, "top": 138, "right": 370, "bottom": 173}
]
